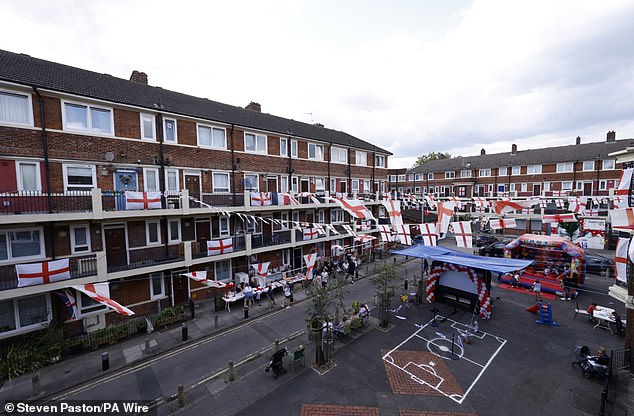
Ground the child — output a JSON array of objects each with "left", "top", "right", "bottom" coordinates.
[
  {"left": 532, "top": 279, "right": 542, "bottom": 302},
  {"left": 266, "top": 285, "right": 276, "bottom": 308}
]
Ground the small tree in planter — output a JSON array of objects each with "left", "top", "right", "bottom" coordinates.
[{"left": 369, "top": 263, "right": 401, "bottom": 328}]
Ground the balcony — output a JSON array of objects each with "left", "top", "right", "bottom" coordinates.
[{"left": 0, "top": 191, "right": 92, "bottom": 215}]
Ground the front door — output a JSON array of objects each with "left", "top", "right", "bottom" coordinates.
[
  {"left": 195, "top": 219, "right": 211, "bottom": 255},
  {"left": 293, "top": 248, "right": 303, "bottom": 271},
  {"left": 114, "top": 170, "right": 138, "bottom": 210},
  {"left": 300, "top": 178, "right": 310, "bottom": 193},
  {"left": 583, "top": 182, "right": 592, "bottom": 196},
  {"left": 171, "top": 269, "right": 190, "bottom": 305},
  {"left": 185, "top": 174, "right": 201, "bottom": 207},
  {"left": 340, "top": 180, "right": 347, "bottom": 194},
  {"left": 262, "top": 215, "right": 273, "bottom": 244},
  {"left": 266, "top": 177, "right": 278, "bottom": 193},
  {"left": 533, "top": 184, "right": 541, "bottom": 196},
  {"left": 104, "top": 226, "right": 127, "bottom": 271}
]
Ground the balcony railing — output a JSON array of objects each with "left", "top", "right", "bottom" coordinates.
[
  {"left": 0, "top": 191, "right": 92, "bottom": 215},
  {"left": 107, "top": 244, "right": 184, "bottom": 273}
]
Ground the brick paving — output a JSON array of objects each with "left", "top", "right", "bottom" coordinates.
[
  {"left": 382, "top": 350, "right": 464, "bottom": 397},
  {"left": 300, "top": 404, "right": 380, "bottom": 416}
]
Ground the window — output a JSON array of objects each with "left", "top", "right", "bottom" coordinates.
[
  {"left": 215, "top": 259, "right": 231, "bottom": 282},
  {"left": 576, "top": 181, "right": 583, "bottom": 190},
  {"left": 16, "top": 161, "right": 41, "bottom": 191},
  {"left": 317, "top": 210, "right": 325, "bottom": 224},
  {"left": 280, "top": 176, "right": 289, "bottom": 193},
  {"left": 527, "top": 165, "right": 542, "bottom": 174},
  {"left": 63, "top": 102, "right": 112, "bottom": 134},
  {"left": 197, "top": 125, "right": 226, "bottom": 148},
  {"left": 331, "top": 147, "right": 348, "bottom": 164},
  {"left": 460, "top": 170, "right": 471, "bottom": 178},
  {"left": 561, "top": 181, "right": 573, "bottom": 191},
  {"left": 308, "top": 143, "right": 324, "bottom": 160},
  {"left": 78, "top": 291, "right": 107, "bottom": 316},
  {"left": 63, "top": 164, "right": 96, "bottom": 191},
  {"left": 330, "top": 209, "right": 344, "bottom": 223},
  {"left": 315, "top": 177, "right": 325, "bottom": 192},
  {"left": 389, "top": 175, "right": 396, "bottom": 182},
  {"left": 521, "top": 183, "right": 528, "bottom": 192},
  {"left": 509, "top": 183, "right": 516, "bottom": 192},
  {"left": 363, "top": 179, "right": 371, "bottom": 193},
  {"left": 330, "top": 178, "right": 336, "bottom": 192},
  {"left": 582, "top": 160, "right": 594, "bottom": 171},
  {"left": 244, "top": 132, "right": 267, "bottom": 153},
  {"left": 219, "top": 216, "right": 230, "bottom": 236},
  {"left": 0, "top": 295, "right": 50, "bottom": 335},
  {"left": 70, "top": 225, "right": 90, "bottom": 254},
  {"left": 0, "top": 90, "right": 32, "bottom": 125},
  {"left": 140, "top": 113, "right": 156, "bottom": 140},
  {"left": 398, "top": 175, "right": 406, "bottom": 182},
  {"left": 146, "top": 221, "right": 161, "bottom": 245},
  {"left": 479, "top": 169, "right": 491, "bottom": 177},
  {"left": 408, "top": 174, "right": 414, "bottom": 181},
  {"left": 543, "top": 182, "right": 551, "bottom": 191},
  {"left": 375, "top": 155, "right": 385, "bottom": 167},
  {"left": 143, "top": 168, "right": 160, "bottom": 192},
  {"left": 602, "top": 159, "right": 615, "bottom": 170},
  {"left": 445, "top": 171, "right": 455, "bottom": 179},
  {"left": 292, "top": 211, "right": 300, "bottom": 224},
  {"left": 280, "top": 138, "right": 288, "bottom": 157},
  {"left": 414, "top": 186, "right": 420, "bottom": 193},
  {"left": 212, "top": 172, "right": 230, "bottom": 193},
  {"left": 149, "top": 273, "right": 165, "bottom": 299},
  {"left": 498, "top": 167, "right": 508, "bottom": 176},
  {"left": 599, "top": 180, "right": 607, "bottom": 190},
  {"left": 163, "top": 118, "right": 177, "bottom": 143},
  {"left": 168, "top": 219, "right": 181, "bottom": 243},
  {"left": 291, "top": 176, "right": 298, "bottom": 192},
  {"left": 280, "top": 212, "right": 289, "bottom": 229},
  {"left": 356, "top": 151, "right": 367, "bottom": 166},
  {"left": 165, "top": 169, "right": 179, "bottom": 194},
  {"left": 291, "top": 139, "right": 298, "bottom": 158},
  {"left": 556, "top": 162, "right": 573, "bottom": 173},
  {"left": 511, "top": 166, "right": 521, "bottom": 175},
  {"left": 351, "top": 179, "right": 359, "bottom": 192},
  {"left": 415, "top": 174, "right": 422, "bottom": 180},
  {"left": 0, "top": 228, "right": 44, "bottom": 262},
  {"left": 243, "top": 174, "right": 259, "bottom": 191},
  {"left": 428, "top": 173, "right": 434, "bottom": 180}
]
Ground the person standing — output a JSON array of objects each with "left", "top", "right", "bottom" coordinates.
[
  {"left": 266, "top": 285, "right": 276, "bottom": 308},
  {"left": 283, "top": 283, "right": 292, "bottom": 308},
  {"left": 532, "top": 279, "right": 542, "bottom": 302},
  {"left": 321, "top": 269, "right": 328, "bottom": 288}
]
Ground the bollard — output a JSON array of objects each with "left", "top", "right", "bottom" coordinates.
[
  {"left": 144, "top": 338, "right": 151, "bottom": 354},
  {"left": 182, "top": 324, "right": 188, "bottom": 341},
  {"left": 274, "top": 338, "right": 279, "bottom": 351},
  {"left": 178, "top": 384, "right": 185, "bottom": 407},
  {"left": 32, "top": 373, "right": 41, "bottom": 396},
  {"left": 214, "top": 314, "right": 219, "bottom": 329},
  {"left": 243, "top": 306, "right": 249, "bottom": 319},
  {"left": 404, "top": 280, "right": 408, "bottom": 290},
  {"left": 101, "top": 352, "right": 109, "bottom": 371},
  {"left": 228, "top": 361, "right": 235, "bottom": 382},
  {"left": 393, "top": 258, "right": 396, "bottom": 264}
]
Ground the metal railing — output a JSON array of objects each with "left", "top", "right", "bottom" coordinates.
[
  {"left": 0, "top": 191, "right": 92, "bottom": 215},
  {"left": 106, "top": 245, "right": 184, "bottom": 273}
]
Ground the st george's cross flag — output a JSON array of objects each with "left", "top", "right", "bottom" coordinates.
[
  {"left": 183, "top": 271, "right": 226, "bottom": 288},
  {"left": 451, "top": 221, "right": 473, "bottom": 248},
  {"left": 250, "top": 192, "right": 272, "bottom": 206},
  {"left": 381, "top": 199, "right": 403, "bottom": 227},
  {"left": 542, "top": 213, "right": 577, "bottom": 223},
  {"left": 396, "top": 224, "right": 412, "bottom": 245},
  {"left": 615, "top": 238, "right": 629, "bottom": 283},
  {"left": 207, "top": 238, "right": 234, "bottom": 255},
  {"left": 73, "top": 283, "right": 134, "bottom": 316},
  {"left": 125, "top": 191, "right": 162, "bottom": 210},
  {"left": 377, "top": 225, "right": 393, "bottom": 242},
  {"left": 489, "top": 218, "right": 517, "bottom": 230},
  {"left": 492, "top": 199, "right": 539, "bottom": 215},
  {"left": 436, "top": 201, "right": 456, "bottom": 237},
  {"left": 614, "top": 168, "right": 634, "bottom": 209},
  {"left": 610, "top": 208, "right": 634, "bottom": 229},
  {"left": 16, "top": 258, "right": 71, "bottom": 287},
  {"left": 303, "top": 227, "right": 321, "bottom": 240},
  {"left": 418, "top": 223, "right": 438, "bottom": 246},
  {"left": 332, "top": 197, "right": 375, "bottom": 220},
  {"left": 303, "top": 253, "right": 318, "bottom": 280}
]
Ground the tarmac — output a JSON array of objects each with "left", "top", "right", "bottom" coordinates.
[{"left": 0, "top": 238, "right": 632, "bottom": 416}]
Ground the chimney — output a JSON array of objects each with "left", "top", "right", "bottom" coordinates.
[
  {"left": 576, "top": 136, "right": 581, "bottom": 145},
  {"left": 607, "top": 130, "right": 616, "bottom": 142},
  {"left": 511, "top": 143, "right": 517, "bottom": 155},
  {"left": 245, "top": 101, "right": 261, "bottom": 112},
  {"left": 129, "top": 70, "right": 148, "bottom": 85},
  {"left": 480, "top": 148, "right": 486, "bottom": 156}
]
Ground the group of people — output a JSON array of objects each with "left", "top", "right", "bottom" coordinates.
[{"left": 323, "top": 303, "right": 371, "bottom": 338}]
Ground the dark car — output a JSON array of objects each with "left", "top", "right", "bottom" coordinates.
[
  {"left": 478, "top": 241, "right": 509, "bottom": 257},
  {"left": 475, "top": 234, "right": 499, "bottom": 247},
  {"left": 584, "top": 252, "right": 614, "bottom": 277}
]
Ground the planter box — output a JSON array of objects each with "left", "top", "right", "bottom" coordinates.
[{"left": 154, "top": 313, "right": 185, "bottom": 329}]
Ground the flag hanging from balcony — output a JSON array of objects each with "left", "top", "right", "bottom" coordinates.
[
  {"left": 342, "top": 224, "right": 355, "bottom": 236},
  {"left": 16, "top": 258, "right": 71, "bottom": 287},
  {"left": 182, "top": 271, "right": 227, "bottom": 288},
  {"left": 72, "top": 283, "right": 134, "bottom": 316},
  {"left": 377, "top": 225, "right": 393, "bottom": 242},
  {"left": 542, "top": 213, "right": 577, "bottom": 223},
  {"left": 278, "top": 193, "right": 300, "bottom": 206},
  {"left": 251, "top": 262, "right": 270, "bottom": 279},
  {"left": 614, "top": 168, "right": 634, "bottom": 209},
  {"left": 354, "top": 234, "right": 376, "bottom": 245},
  {"left": 55, "top": 289, "right": 78, "bottom": 321},
  {"left": 451, "top": 221, "right": 472, "bottom": 248},
  {"left": 303, "top": 253, "right": 317, "bottom": 280},
  {"left": 488, "top": 218, "right": 516, "bottom": 230},
  {"left": 125, "top": 191, "right": 162, "bottom": 210},
  {"left": 207, "top": 238, "right": 234, "bottom": 255},
  {"left": 332, "top": 197, "right": 375, "bottom": 220},
  {"left": 472, "top": 197, "right": 488, "bottom": 211},
  {"left": 250, "top": 192, "right": 272, "bottom": 206},
  {"left": 381, "top": 199, "right": 403, "bottom": 227},
  {"left": 418, "top": 223, "right": 438, "bottom": 246},
  {"left": 492, "top": 199, "right": 538, "bottom": 215},
  {"left": 610, "top": 208, "right": 634, "bottom": 229},
  {"left": 325, "top": 224, "right": 339, "bottom": 235},
  {"left": 298, "top": 192, "right": 321, "bottom": 204},
  {"left": 303, "top": 228, "right": 320, "bottom": 240},
  {"left": 436, "top": 201, "right": 456, "bottom": 237},
  {"left": 615, "top": 237, "right": 629, "bottom": 283}
]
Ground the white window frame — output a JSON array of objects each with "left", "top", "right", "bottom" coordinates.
[
  {"left": 149, "top": 273, "right": 165, "bottom": 300},
  {"left": 445, "top": 171, "right": 455, "bottom": 179},
  {"left": 243, "top": 173, "right": 259, "bottom": 192},
  {"left": 165, "top": 168, "right": 180, "bottom": 194},
  {"left": 70, "top": 224, "right": 91, "bottom": 254},
  {"left": 15, "top": 161, "right": 41, "bottom": 192},
  {"left": 509, "top": 183, "right": 516, "bottom": 192},
  {"left": 146, "top": 220, "right": 161, "bottom": 246},
  {"left": 280, "top": 212, "right": 289, "bottom": 229},
  {"left": 219, "top": 216, "right": 230, "bottom": 237},
  {"left": 356, "top": 151, "right": 367, "bottom": 166},
  {"left": 511, "top": 166, "right": 521, "bottom": 175},
  {"left": 389, "top": 175, "right": 396, "bottom": 182},
  {"left": 582, "top": 160, "right": 594, "bottom": 171},
  {"left": 0, "top": 227, "right": 45, "bottom": 263},
  {"left": 398, "top": 175, "right": 406, "bottom": 182},
  {"left": 527, "top": 165, "right": 542, "bottom": 174},
  {"left": 351, "top": 179, "right": 359, "bottom": 193},
  {"left": 163, "top": 118, "right": 178, "bottom": 143},
  {"left": 143, "top": 168, "right": 160, "bottom": 192},
  {"left": 427, "top": 173, "right": 434, "bottom": 180},
  {"left": 77, "top": 290, "right": 108, "bottom": 317},
  {"left": 408, "top": 174, "right": 414, "bottom": 181},
  {"left": 244, "top": 132, "right": 268, "bottom": 154},
  {"left": 62, "top": 100, "right": 113, "bottom": 135},
  {"left": 521, "top": 183, "right": 528, "bottom": 192},
  {"left": 363, "top": 179, "right": 371, "bottom": 193},
  {"left": 599, "top": 180, "right": 607, "bottom": 190},
  {"left": 478, "top": 169, "right": 491, "bottom": 177},
  {"left": 280, "top": 176, "right": 289, "bottom": 193},
  {"left": 315, "top": 177, "right": 325, "bottom": 192},
  {"left": 197, "top": 124, "right": 227, "bottom": 149},
  {"left": 556, "top": 162, "right": 574, "bottom": 173},
  {"left": 280, "top": 138, "right": 288, "bottom": 157},
  {"left": 561, "top": 181, "right": 573, "bottom": 191},
  {"left": 330, "top": 178, "right": 336, "bottom": 192},
  {"left": 0, "top": 294, "right": 52, "bottom": 337},
  {"left": 0, "top": 88, "right": 33, "bottom": 127},
  {"left": 331, "top": 147, "right": 348, "bottom": 164},
  {"left": 168, "top": 219, "right": 181, "bottom": 243},
  {"left": 291, "top": 139, "right": 298, "bottom": 158},
  {"left": 308, "top": 143, "right": 324, "bottom": 161},
  {"left": 140, "top": 113, "right": 156, "bottom": 141},
  {"left": 602, "top": 159, "right": 615, "bottom": 170},
  {"left": 62, "top": 164, "right": 97, "bottom": 191},
  {"left": 291, "top": 176, "right": 298, "bottom": 193},
  {"left": 543, "top": 182, "right": 551, "bottom": 191},
  {"left": 460, "top": 170, "right": 471, "bottom": 178},
  {"left": 375, "top": 155, "right": 385, "bottom": 167},
  {"left": 212, "top": 172, "right": 230, "bottom": 193},
  {"left": 215, "top": 259, "right": 232, "bottom": 282},
  {"left": 498, "top": 167, "right": 508, "bottom": 176},
  {"left": 330, "top": 209, "right": 345, "bottom": 223}
]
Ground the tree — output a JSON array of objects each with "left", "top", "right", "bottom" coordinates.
[
  {"left": 369, "top": 263, "right": 402, "bottom": 328},
  {"left": 413, "top": 152, "right": 451, "bottom": 168}
]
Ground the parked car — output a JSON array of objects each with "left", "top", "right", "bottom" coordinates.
[
  {"left": 478, "top": 241, "right": 509, "bottom": 257},
  {"left": 475, "top": 234, "right": 500, "bottom": 247},
  {"left": 584, "top": 252, "right": 614, "bottom": 277}
]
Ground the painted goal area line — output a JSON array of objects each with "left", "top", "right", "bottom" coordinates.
[{"left": 382, "top": 316, "right": 507, "bottom": 404}]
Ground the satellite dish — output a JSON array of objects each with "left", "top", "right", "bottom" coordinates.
[{"left": 105, "top": 151, "right": 115, "bottom": 162}]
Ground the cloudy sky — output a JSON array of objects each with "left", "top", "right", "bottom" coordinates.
[{"left": 2, "top": 0, "right": 634, "bottom": 168}]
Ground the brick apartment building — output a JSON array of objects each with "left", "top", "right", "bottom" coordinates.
[{"left": 0, "top": 50, "right": 391, "bottom": 340}]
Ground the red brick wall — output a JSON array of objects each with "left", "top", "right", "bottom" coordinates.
[
  {"left": 177, "top": 120, "right": 197, "bottom": 147},
  {"left": 114, "top": 108, "right": 141, "bottom": 139},
  {"left": 33, "top": 95, "right": 62, "bottom": 130}
]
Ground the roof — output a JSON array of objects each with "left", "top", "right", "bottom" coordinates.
[
  {"left": 0, "top": 49, "right": 391, "bottom": 155},
  {"left": 408, "top": 139, "right": 634, "bottom": 173},
  {"left": 391, "top": 245, "right": 533, "bottom": 273}
]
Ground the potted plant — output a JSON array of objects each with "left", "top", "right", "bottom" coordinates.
[
  {"left": 64, "top": 337, "right": 85, "bottom": 355},
  {"left": 136, "top": 319, "right": 147, "bottom": 334}
]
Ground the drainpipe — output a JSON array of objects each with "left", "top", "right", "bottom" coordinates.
[
  {"left": 230, "top": 124, "right": 236, "bottom": 205},
  {"left": 327, "top": 143, "right": 332, "bottom": 193},
  {"left": 33, "top": 86, "right": 55, "bottom": 260},
  {"left": 371, "top": 152, "right": 375, "bottom": 193},
  {"left": 287, "top": 136, "right": 293, "bottom": 191}
]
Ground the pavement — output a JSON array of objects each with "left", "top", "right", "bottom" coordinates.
[{"left": 0, "top": 239, "right": 632, "bottom": 416}]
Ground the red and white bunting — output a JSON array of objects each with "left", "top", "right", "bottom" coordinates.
[
  {"left": 552, "top": 190, "right": 567, "bottom": 197},
  {"left": 396, "top": 224, "right": 412, "bottom": 245},
  {"left": 303, "top": 228, "right": 320, "bottom": 240},
  {"left": 555, "top": 199, "right": 564, "bottom": 208},
  {"left": 451, "top": 221, "right": 472, "bottom": 248},
  {"left": 472, "top": 197, "right": 488, "bottom": 209},
  {"left": 614, "top": 168, "right": 634, "bottom": 209},
  {"left": 355, "top": 234, "right": 376, "bottom": 244},
  {"left": 73, "top": 283, "right": 134, "bottom": 316},
  {"left": 16, "top": 258, "right": 71, "bottom": 287},
  {"left": 342, "top": 224, "right": 355, "bottom": 236},
  {"left": 418, "top": 223, "right": 438, "bottom": 246},
  {"left": 542, "top": 213, "right": 577, "bottom": 223},
  {"left": 489, "top": 218, "right": 517, "bottom": 230},
  {"left": 610, "top": 208, "right": 634, "bottom": 229},
  {"left": 539, "top": 200, "right": 548, "bottom": 208},
  {"left": 313, "top": 224, "right": 326, "bottom": 235},
  {"left": 436, "top": 201, "right": 456, "bottom": 236},
  {"left": 298, "top": 192, "right": 321, "bottom": 205},
  {"left": 303, "top": 253, "right": 317, "bottom": 280},
  {"left": 325, "top": 224, "right": 339, "bottom": 235},
  {"left": 250, "top": 192, "right": 272, "bottom": 206},
  {"left": 424, "top": 195, "right": 437, "bottom": 209},
  {"left": 449, "top": 196, "right": 464, "bottom": 210},
  {"left": 615, "top": 237, "right": 629, "bottom": 283},
  {"left": 183, "top": 271, "right": 226, "bottom": 288},
  {"left": 207, "top": 238, "right": 234, "bottom": 255},
  {"left": 125, "top": 191, "right": 162, "bottom": 210},
  {"left": 332, "top": 197, "right": 375, "bottom": 220},
  {"left": 377, "top": 225, "right": 393, "bottom": 242},
  {"left": 493, "top": 199, "right": 538, "bottom": 215},
  {"left": 381, "top": 199, "right": 403, "bottom": 227}
]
